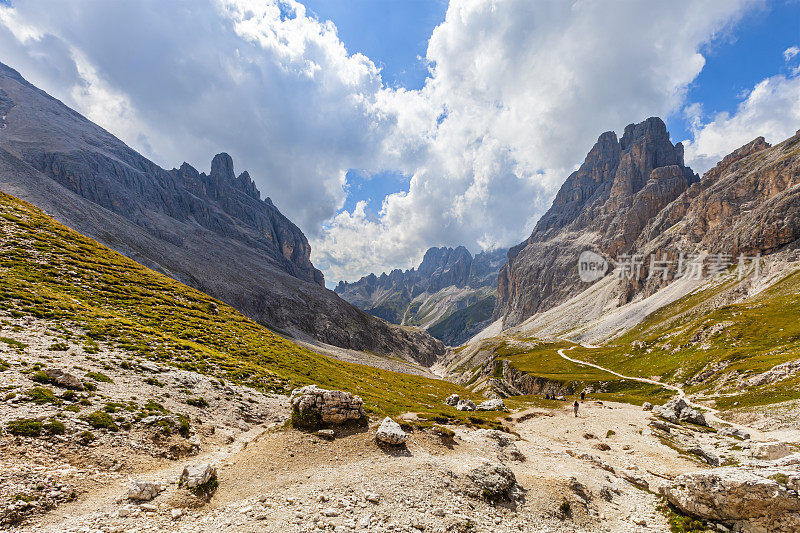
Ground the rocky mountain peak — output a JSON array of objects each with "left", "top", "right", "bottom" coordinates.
[
  {"left": 496, "top": 116, "right": 699, "bottom": 327},
  {"left": 210, "top": 152, "right": 236, "bottom": 182}
]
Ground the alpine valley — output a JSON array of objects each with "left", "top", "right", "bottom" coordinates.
[{"left": 1, "top": 54, "right": 800, "bottom": 533}]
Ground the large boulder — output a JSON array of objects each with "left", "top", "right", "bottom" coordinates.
[
  {"left": 127, "top": 480, "right": 161, "bottom": 501},
  {"left": 445, "top": 394, "right": 460, "bottom": 406},
  {"left": 476, "top": 399, "right": 507, "bottom": 411},
  {"left": 456, "top": 399, "right": 476, "bottom": 412},
  {"left": 662, "top": 456, "right": 800, "bottom": 533},
  {"left": 652, "top": 396, "right": 707, "bottom": 426},
  {"left": 749, "top": 441, "right": 791, "bottom": 460},
  {"left": 375, "top": 417, "right": 407, "bottom": 446},
  {"left": 467, "top": 462, "right": 519, "bottom": 503},
  {"left": 289, "top": 385, "right": 367, "bottom": 429},
  {"left": 44, "top": 368, "right": 83, "bottom": 390},
  {"left": 180, "top": 463, "right": 217, "bottom": 490}
]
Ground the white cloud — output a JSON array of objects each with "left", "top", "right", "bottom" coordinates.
[
  {"left": 684, "top": 72, "right": 800, "bottom": 174},
  {"left": 314, "top": 0, "right": 758, "bottom": 281},
  {"left": 0, "top": 0, "right": 772, "bottom": 285},
  {"left": 784, "top": 45, "right": 799, "bottom": 61}
]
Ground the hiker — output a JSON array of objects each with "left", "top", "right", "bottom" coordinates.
[
  {"left": 544, "top": 393, "right": 550, "bottom": 400},
  {"left": 573, "top": 400, "right": 579, "bottom": 417},
  {"left": 580, "top": 391, "right": 585, "bottom": 401}
]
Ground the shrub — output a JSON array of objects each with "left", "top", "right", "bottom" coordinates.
[
  {"left": 25, "top": 387, "right": 57, "bottom": 404},
  {"left": 78, "top": 431, "right": 95, "bottom": 445},
  {"left": 190, "top": 476, "right": 218, "bottom": 500},
  {"left": 6, "top": 418, "right": 43, "bottom": 437},
  {"left": 85, "top": 371, "right": 113, "bottom": 383},
  {"left": 61, "top": 390, "right": 78, "bottom": 401},
  {"left": 48, "top": 342, "right": 69, "bottom": 351},
  {"left": 0, "top": 358, "right": 9, "bottom": 371},
  {"left": 178, "top": 414, "right": 191, "bottom": 438},
  {"left": 4, "top": 392, "right": 16, "bottom": 401},
  {"left": 82, "top": 381, "right": 97, "bottom": 391},
  {"left": 144, "top": 377, "right": 164, "bottom": 387},
  {"left": 79, "top": 398, "right": 91, "bottom": 406},
  {"left": 558, "top": 498, "right": 572, "bottom": 518},
  {"left": 144, "top": 399, "right": 167, "bottom": 413},
  {"left": 43, "top": 419, "right": 66, "bottom": 435},
  {"left": 84, "top": 411, "right": 118, "bottom": 431},
  {"left": 65, "top": 405, "right": 80, "bottom": 412},
  {"left": 186, "top": 397, "right": 209, "bottom": 408},
  {"left": 31, "top": 371, "right": 52, "bottom": 384}
]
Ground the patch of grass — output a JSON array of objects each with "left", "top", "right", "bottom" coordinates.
[
  {"left": 85, "top": 371, "right": 113, "bottom": 383},
  {"left": 24, "top": 386, "right": 58, "bottom": 405},
  {"left": 83, "top": 411, "right": 118, "bottom": 431},
  {"left": 48, "top": 342, "right": 69, "bottom": 351},
  {"left": 186, "top": 397, "right": 209, "bottom": 408},
  {"left": 0, "top": 358, "right": 9, "bottom": 371},
  {"left": 190, "top": 476, "right": 218, "bottom": 500},
  {"left": 78, "top": 431, "right": 95, "bottom": 445},
  {"left": 658, "top": 502, "right": 709, "bottom": 533},
  {"left": 0, "top": 336, "right": 27, "bottom": 351},
  {"left": 43, "top": 419, "right": 66, "bottom": 435},
  {"left": 144, "top": 377, "right": 164, "bottom": 387},
  {"left": 6, "top": 418, "right": 43, "bottom": 437},
  {"left": 31, "top": 370, "right": 52, "bottom": 384}
]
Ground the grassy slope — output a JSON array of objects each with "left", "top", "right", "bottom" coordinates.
[
  {"left": 0, "top": 192, "right": 493, "bottom": 420},
  {"left": 572, "top": 268, "right": 800, "bottom": 408},
  {"left": 491, "top": 267, "right": 800, "bottom": 409}
]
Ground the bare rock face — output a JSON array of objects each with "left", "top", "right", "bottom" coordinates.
[
  {"left": 663, "top": 455, "right": 800, "bottom": 532},
  {"left": 0, "top": 61, "right": 445, "bottom": 364},
  {"left": 466, "top": 462, "right": 520, "bottom": 503},
  {"left": 289, "top": 385, "right": 367, "bottom": 429},
  {"left": 496, "top": 117, "right": 698, "bottom": 327}
]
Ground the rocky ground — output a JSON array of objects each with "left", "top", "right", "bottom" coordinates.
[{"left": 2, "top": 314, "right": 799, "bottom": 533}]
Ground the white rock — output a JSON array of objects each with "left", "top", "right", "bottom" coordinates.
[
  {"left": 476, "top": 399, "right": 507, "bottom": 411},
  {"left": 456, "top": 399, "right": 476, "bottom": 411},
  {"left": 749, "top": 441, "right": 791, "bottom": 460},
  {"left": 180, "top": 463, "right": 217, "bottom": 489},
  {"left": 375, "top": 417, "right": 407, "bottom": 446},
  {"left": 171, "top": 508, "right": 183, "bottom": 519},
  {"left": 127, "top": 480, "right": 161, "bottom": 501}
]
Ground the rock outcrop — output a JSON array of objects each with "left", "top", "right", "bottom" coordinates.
[
  {"left": 0, "top": 61, "right": 444, "bottom": 364},
  {"left": 289, "top": 385, "right": 367, "bottom": 429},
  {"left": 663, "top": 454, "right": 800, "bottom": 532},
  {"left": 652, "top": 397, "right": 707, "bottom": 426},
  {"left": 336, "top": 246, "right": 507, "bottom": 346},
  {"left": 496, "top": 117, "right": 698, "bottom": 327}
]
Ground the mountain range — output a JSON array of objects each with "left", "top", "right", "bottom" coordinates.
[{"left": 335, "top": 246, "right": 507, "bottom": 345}]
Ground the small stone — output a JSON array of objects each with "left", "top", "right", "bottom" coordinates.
[
  {"left": 375, "top": 417, "right": 407, "bottom": 446},
  {"left": 171, "top": 508, "right": 183, "bottom": 520},
  {"left": 365, "top": 491, "right": 380, "bottom": 503}
]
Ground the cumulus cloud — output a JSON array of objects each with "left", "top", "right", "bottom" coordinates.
[
  {"left": 684, "top": 73, "right": 800, "bottom": 174},
  {"left": 0, "top": 0, "right": 780, "bottom": 286},
  {"left": 784, "top": 45, "right": 799, "bottom": 61},
  {"left": 314, "top": 0, "right": 757, "bottom": 281}
]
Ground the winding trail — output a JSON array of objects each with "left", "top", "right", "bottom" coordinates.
[{"left": 553, "top": 344, "right": 747, "bottom": 430}]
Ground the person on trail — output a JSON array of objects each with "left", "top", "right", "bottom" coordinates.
[
  {"left": 573, "top": 400, "right": 579, "bottom": 417},
  {"left": 580, "top": 391, "right": 585, "bottom": 401}
]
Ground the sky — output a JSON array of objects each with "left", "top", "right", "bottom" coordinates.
[{"left": 0, "top": 0, "right": 799, "bottom": 288}]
